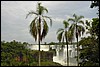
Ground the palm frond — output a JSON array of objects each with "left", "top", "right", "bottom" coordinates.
[
  {"left": 26, "top": 11, "right": 38, "bottom": 19},
  {"left": 77, "top": 25, "right": 85, "bottom": 36},
  {"left": 64, "top": 30, "right": 67, "bottom": 37},
  {"left": 63, "top": 20, "right": 69, "bottom": 28},
  {"left": 68, "top": 23, "right": 76, "bottom": 41},
  {"left": 73, "top": 14, "right": 77, "bottom": 20},
  {"left": 41, "top": 19, "right": 49, "bottom": 41},
  {"left": 68, "top": 28, "right": 75, "bottom": 42},
  {"left": 69, "top": 23, "right": 76, "bottom": 31},
  {"left": 37, "top": 2, "right": 48, "bottom": 15},
  {"left": 27, "top": 2, "right": 51, "bottom": 43},
  {"left": 40, "top": 6, "right": 45, "bottom": 15},
  {"left": 29, "top": 17, "right": 38, "bottom": 41},
  {"left": 77, "top": 16, "right": 84, "bottom": 21},
  {"left": 78, "top": 20, "right": 84, "bottom": 25},
  {"left": 43, "top": 7, "right": 48, "bottom": 13},
  {"left": 43, "top": 16, "right": 52, "bottom": 26},
  {"left": 37, "top": 2, "right": 43, "bottom": 15},
  {"left": 56, "top": 28, "right": 64, "bottom": 34},
  {"left": 37, "top": 2, "right": 41, "bottom": 15},
  {"left": 62, "top": 36, "right": 64, "bottom": 44},
  {"left": 57, "top": 31, "right": 64, "bottom": 42},
  {"left": 81, "top": 26, "right": 85, "bottom": 35},
  {"left": 67, "top": 30, "right": 73, "bottom": 42},
  {"left": 86, "top": 20, "right": 90, "bottom": 26},
  {"left": 30, "top": 17, "right": 38, "bottom": 27},
  {"left": 68, "top": 18, "right": 75, "bottom": 22}
]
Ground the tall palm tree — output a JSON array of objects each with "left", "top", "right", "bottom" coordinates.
[
  {"left": 68, "top": 14, "right": 85, "bottom": 66},
  {"left": 57, "top": 20, "right": 69, "bottom": 66},
  {"left": 26, "top": 2, "right": 52, "bottom": 66}
]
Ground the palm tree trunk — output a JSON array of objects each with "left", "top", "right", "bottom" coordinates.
[
  {"left": 39, "top": 40, "right": 40, "bottom": 66},
  {"left": 67, "top": 41, "right": 69, "bottom": 66},
  {"left": 58, "top": 41, "right": 61, "bottom": 60},
  {"left": 66, "top": 32, "right": 69, "bottom": 66},
  {"left": 76, "top": 25, "right": 79, "bottom": 66},
  {"left": 67, "top": 42, "right": 69, "bottom": 66},
  {"left": 38, "top": 17, "right": 41, "bottom": 66},
  {"left": 77, "top": 37, "right": 79, "bottom": 66}
]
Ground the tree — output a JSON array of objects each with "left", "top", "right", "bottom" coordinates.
[
  {"left": 85, "top": 18, "right": 99, "bottom": 37},
  {"left": 90, "top": 1, "right": 99, "bottom": 16},
  {"left": 56, "top": 20, "right": 69, "bottom": 66},
  {"left": 68, "top": 14, "right": 85, "bottom": 66},
  {"left": 90, "top": 1, "right": 99, "bottom": 8},
  {"left": 79, "top": 36, "right": 99, "bottom": 66},
  {"left": 79, "top": 18, "right": 99, "bottom": 66},
  {"left": 1, "top": 40, "right": 62, "bottom": 66},
  {"left": 26, "top": 2, "right": 52, "bottom": 66},
  {"left": 78, "top": 2, "right": 99, "bottom": 65}
]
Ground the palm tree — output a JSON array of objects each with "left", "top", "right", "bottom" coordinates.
[
  {"left": 68, "top": 14, "right": 85, "bottom": 66},
  {"left": 26, "top": 2, "right": 52, "bottom": 66},
  {"left": 57, "top": 20, "right": 69, "bottom": 66}
]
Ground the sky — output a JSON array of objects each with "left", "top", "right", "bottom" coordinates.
[{"left": 1, "top": 1, "right": 98, "bottom": 44}]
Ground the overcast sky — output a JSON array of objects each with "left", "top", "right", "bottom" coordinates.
[{"left": 1, "top": 1, "right": 98, "bottom": 44}]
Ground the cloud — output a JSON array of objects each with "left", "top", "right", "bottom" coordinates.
[{"left": 1, "top": 1, "right": 98, "bottom": 44}]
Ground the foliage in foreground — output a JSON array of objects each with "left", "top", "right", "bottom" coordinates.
[
  {"left": 1, "top": 40, "right": 62, "bottom": 66},
  {"left": 79, "top": 18, "right": 99, "bottom": 66}
]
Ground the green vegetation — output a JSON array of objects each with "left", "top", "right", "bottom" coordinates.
[
  {"left": 90, "top": 1, "right": 99, "bottom": 16},
  {"left": 78, "top": 1, "right": 99, "bottom": 66},
  {"left": 48, "top": 42, "right": 77, "bottom": 45},
  {"left": 1, "top": 40, "right": 62, "bottom": 66},
  {"left": 79, "top": 18, "right": 99, "bottom": 66}
]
